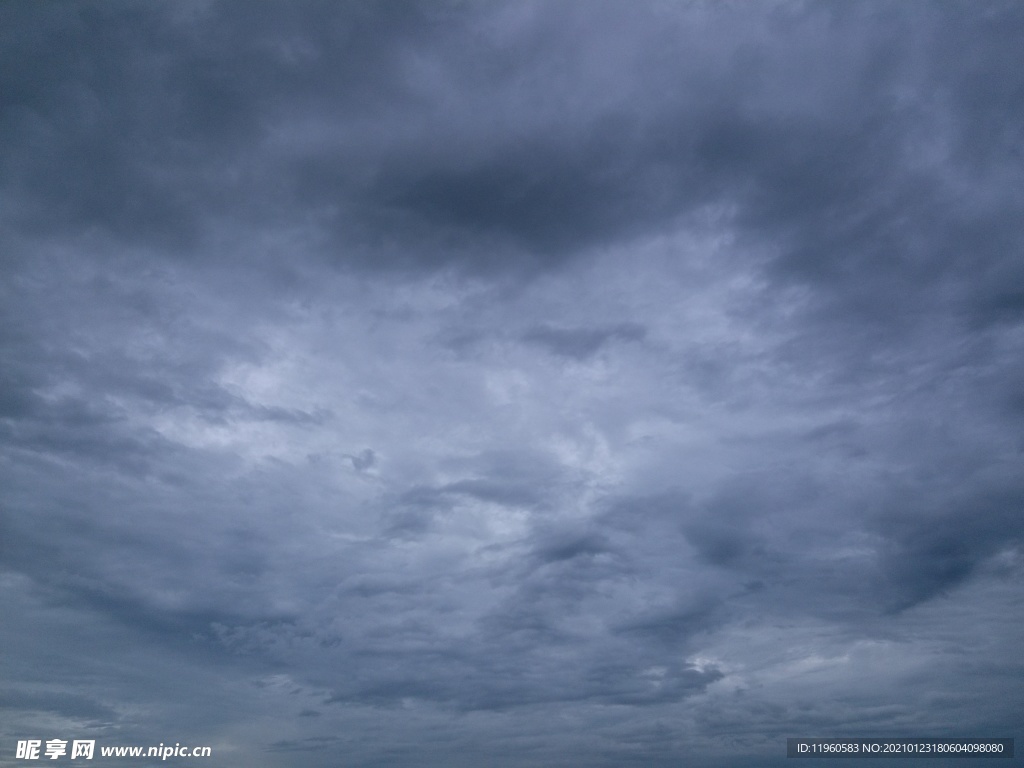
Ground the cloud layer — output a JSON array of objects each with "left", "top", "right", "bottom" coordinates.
[{"left": 2, "top": 2, "right": 1022, "bottom": 766}]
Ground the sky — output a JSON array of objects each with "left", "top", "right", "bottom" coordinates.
[{"left": 1, "top": 1, "right": 1022, "bottom": 766}]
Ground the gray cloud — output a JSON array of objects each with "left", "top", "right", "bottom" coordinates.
[
  {"left": 522, "top": 323, "right": 646, "bottom": 360},
  {"left": 2, "top": 1, "right": 1022, "bottom": 766}
]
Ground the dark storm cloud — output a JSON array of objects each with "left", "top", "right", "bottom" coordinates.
[
  {"left": 1, "top": 3, "right": 199, "bottom": 248},
  {"left": 522, "top": 322, "right": 646, "bottom": 360},
  {"left": 873, "top": 480, "right": 1024, "bottom": 612},
  {"left": 346, "top": 447, "right": 376, "bottom": 472},
  {"left": 360, "top": 119, "right": 670, "bottom": 260},
  {"left": 0, "top": 1, "right": 442, "bottom": 250},
  {"left": 531, "top": 530, "right": 613, "bottom": 566},
  {"left": 3, "top": 0, "right": 1020, "bottom": 313},
  {"left": 3, "top": 1, "right": 1023, "bottom": 766}
]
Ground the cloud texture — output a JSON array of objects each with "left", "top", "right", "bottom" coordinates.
[{"left": 2, "top": 2, "right": 1022, "bottom": 766}]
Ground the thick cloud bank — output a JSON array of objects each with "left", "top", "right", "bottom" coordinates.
[{"left": 2, "top": 2, "right": 1022, "bottom": 766}]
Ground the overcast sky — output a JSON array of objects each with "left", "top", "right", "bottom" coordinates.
[{"left": 2, "top": 2, "right": 1022, "bottom": 766}]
